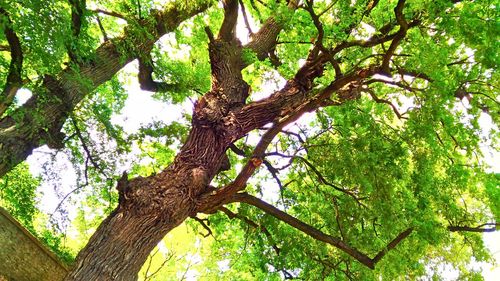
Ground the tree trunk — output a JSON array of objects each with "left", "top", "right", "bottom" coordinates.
[
  {"left": 65, "top": 204, "right": 186, "bottom": 280},
  {"left": 65, "top": 124, "right": 228, "bottom": 280}
]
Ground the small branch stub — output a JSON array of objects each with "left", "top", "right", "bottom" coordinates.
[{"left": 250, "top": 157, "right": 263, "bottom": 167}]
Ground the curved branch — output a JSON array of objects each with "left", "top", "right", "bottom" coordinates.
[
  {"left": 137, "top": 51, "right": 179, "bottom": 92},
  {"left": 0, "top": 2, "right": 213, "bottom": 178},
  {"left": 191, "top": 217, "right": 213, "bottom": 238},
  {"left": 0, "top": 8, "right": 24, "bottom": 116},
  {"left": 381, "top": 0, "right": 408, "bottom": 74}
]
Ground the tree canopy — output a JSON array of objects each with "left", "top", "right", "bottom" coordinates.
[{"left": 0, "top": 0, "right": 499, "bottom": 280}]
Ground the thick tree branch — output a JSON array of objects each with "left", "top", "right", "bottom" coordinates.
[
  {"left": 197, "top": 60, "right": 379, "bottom": 214},
  {"left": 219, "top": 0, "right": 239, "bottom": 42},
  {"left": 243, "top": 0, "right": 299, "bottom": 64},
  {"left": 0, "top": 8, "right": 24, "bottom": 116},
  {"left": 0, "top": 2, "right": 212, "bottom": 178}
]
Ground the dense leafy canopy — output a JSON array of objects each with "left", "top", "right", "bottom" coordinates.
[{"left": 0, "top": 0, "right": 499, "bottom": 280}]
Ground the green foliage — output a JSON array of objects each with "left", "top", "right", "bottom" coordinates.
[{"left": 0, "top": 163, "right": 39, "bottom": 228}]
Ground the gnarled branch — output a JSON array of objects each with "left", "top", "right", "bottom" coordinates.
[{"left": 0, "top": 2, "right": 213, "bottom": 178}]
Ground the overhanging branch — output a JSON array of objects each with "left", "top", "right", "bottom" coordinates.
[
  {"left": 231, "top": 193, "right": 384, "bottom": 268},
  {"left": 232, "top": 193, "right": 414, "bottom": 269},
  {"left": 0, "top": 2, "right": 213, "bottom": 178}
]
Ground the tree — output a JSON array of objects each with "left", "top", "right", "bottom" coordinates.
[{"left": 0, "top": 0, "right": 499, "bottom": 280}]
